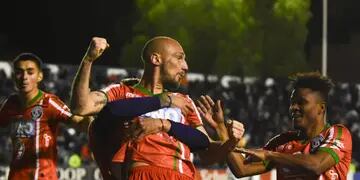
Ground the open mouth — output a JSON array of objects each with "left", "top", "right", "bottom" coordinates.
[
  {"left": 291, "top": 112, "right": 302, "bottom": 121},
  {"left": 179, "top": 72, "right": 185, "bottom": 78},
  {"left": 18, "top": 83, "right": 28, "bottom": 89},
  {"left": 177, "top": 73, "right": 185, "bottom": 81}
]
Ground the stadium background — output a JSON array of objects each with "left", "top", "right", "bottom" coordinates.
[
  {"left": 1, "top": 0, "right": 360, "bottom": 179},
  {"left": 0, "top": 62, "right": 359, "bottom": 179}
]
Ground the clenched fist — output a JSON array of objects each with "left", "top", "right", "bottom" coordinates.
[
  {"left": 226, "top": 119, "right": 245, "bottom": 142},
  {"left": 83, "top": 37, "right": 110, "bottom": 62}
]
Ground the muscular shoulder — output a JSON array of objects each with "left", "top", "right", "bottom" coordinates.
[
  {"left": 42, "top": 92, "right": 66, "bottom": 105},
  {"left": 43, "top": 92, "right": 60, "bottom": 100},
  {"left": 100, "top": 83, "right": 123, "bottom": 93},
  {"left": 324, "top": 124, "right": 352, "bottom": 145},
  {"left": 326, "top": 124, "right": 351, "bottom": 137},
  {"left": 170, "top": 92, "right": 193, "bottom": 101},
  {"left": 101, "top": 78, "right": 139, "bottom": 92}
]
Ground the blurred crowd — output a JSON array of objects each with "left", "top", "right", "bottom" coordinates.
[{"left": 0, "top": 63, "right": 359, "bottom": 171}]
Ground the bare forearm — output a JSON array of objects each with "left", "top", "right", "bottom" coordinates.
[
  {"left": 266, "top": 151, "right": 332, "bottom": 175},
  {"left": 198, "top": 138, "right": 237, "bottom": 165},
  {"left": 216, "top": 123, "right": 229, "bottom": 141},
  {"left": 227, "top": 152, "right": 268, "bottom": 178},
  {"left": 71, "top": 58, "right": 93, "bottom": 114}
]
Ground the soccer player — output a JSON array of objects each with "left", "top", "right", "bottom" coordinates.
[
  {"left": 200, "top": 72, "right": 352, "bottom": 179},
  {"left": 0, "top": 53, "right": 91, "bottom": 180},
  {"left": 71, "top": 36, "right": 244, "bottom": 179}
]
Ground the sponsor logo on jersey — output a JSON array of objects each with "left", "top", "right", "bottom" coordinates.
[
  {"left": 330, "top": 139, "right": 344, "bottom": 150},
  {"left": 11, "top": 120, "right": 35, "bottom": 138},
  {"left": 141, "top": 107, "right": 182, "bottom": 123},
  {"left": 14, "top": 140, "right": 25, "bottom": 160},
  {"left": 44, "top": 133, "right": 52, "bottom": 147},
  {"left": 125, "top": 93, "right": 142, "bottom": 98},
  {"left": 328, "top": 169, "right": 339, "bottom": 179}
]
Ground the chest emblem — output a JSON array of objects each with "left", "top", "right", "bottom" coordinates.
[
  {"left": 31, "top": 105, "right": 43, "bottom": 120},
  {"left": 310, "top": 135, "right": 324, "bottom": 153}
]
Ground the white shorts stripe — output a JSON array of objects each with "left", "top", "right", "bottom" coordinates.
[{"left": 179, "top": 142, "right": 185, "bottom": 173}]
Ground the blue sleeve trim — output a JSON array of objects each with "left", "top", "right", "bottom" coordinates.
[{"left": 168, "top": 120, "right": 210, "bottom": 152}]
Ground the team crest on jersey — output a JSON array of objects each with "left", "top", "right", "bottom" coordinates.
[
  {"left": 310, "top": 135, "right": 324, "bottom": 153},
  {"left": 14, "top": 140, "right": 25, "bottom": 160},
  {"left": 31, "top": 105, "right": 43, "bottom": 120}
]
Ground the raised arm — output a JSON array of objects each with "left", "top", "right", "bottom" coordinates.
[{"left": 70, "top": 37, "right": 109, "bottom": 115}]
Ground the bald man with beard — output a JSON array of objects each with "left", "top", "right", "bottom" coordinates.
[{"left": 70, "top": 36, "right": 245, "bottom": 179}]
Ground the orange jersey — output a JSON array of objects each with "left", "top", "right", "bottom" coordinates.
[
  {"left": 264, "top": 124, "right": 352, "bottom": 180},
  {"left": 89, "top": 83, "right": 202, "bottom": 179},
  {"left": 0, "top": 92, "right": 72, "bottom": 180}
]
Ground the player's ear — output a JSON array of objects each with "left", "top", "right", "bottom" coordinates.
[
  {"left": 37, "top": 71, "right": 43, "bottom": 82},
  {"left": 150, "top": 53, "right": 161, "bottom": 66},
  {"left": 318, "top": 102, "right": 326, "bottom": 115}
]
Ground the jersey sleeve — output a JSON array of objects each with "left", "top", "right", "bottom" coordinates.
[
  {"left": 185, "top": 95, "right": 203, "bottom": 127},
  {"left": 318, "top": 125, "right": 352, "bottom": 164},
  {"left": 100, "top": 83, "right": 127, "bottom": 102},
  {"left": 48, "top": 96, "right": 73, "bottom": 122}
]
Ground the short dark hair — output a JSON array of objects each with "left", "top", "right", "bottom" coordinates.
[
  {"left": 12, "top": 53, "right": 44, "bottom": 71},
  {"left": 289, "top": 71, "right": 334, "bottom": 103}
]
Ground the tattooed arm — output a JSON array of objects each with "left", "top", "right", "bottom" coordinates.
[{"left": 70, "top": 37, "right": 109, "bottom": 116}]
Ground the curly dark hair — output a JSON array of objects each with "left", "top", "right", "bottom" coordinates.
[{"left": 289, "top": 71, "right": 334, "bottom": 103}]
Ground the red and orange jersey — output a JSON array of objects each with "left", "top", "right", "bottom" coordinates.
[
  {"left": 264, "top": 124, "right": 352, "bottom": 180},
  {"left": 89, "top": 83, "right": 202, "bottom": 179},
  {"left": 0, "top": 91, "right": 72, "bottom": 180}
]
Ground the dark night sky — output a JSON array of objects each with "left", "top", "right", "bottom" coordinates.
[
  {"left": 307, "top": 0, "right": 360, "bottom": 81},
  {"left": 1, "top": 0, "right": 359, "bottom": 80},
  {"left": 0, "top": 0, "right": 135, "bottom": 65}
]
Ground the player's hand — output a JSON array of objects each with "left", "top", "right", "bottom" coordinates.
[
  {"left": 128, "top": 117, "right": 163, "bottom": 139},
  {"left": 159, "top": 93, "right": 194, "bottom": 116},
  {"left": 83, "top": 37, "right": 110, "bottom": 62},
  {"left": 196, "top": 95, "right": 224, "bottom": 129},
  {"left": 233, "top": 148, "right": 268, "bottom": 161},
  {"left": 226, "top": 119, "right": 245, "bottom": 143}
]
